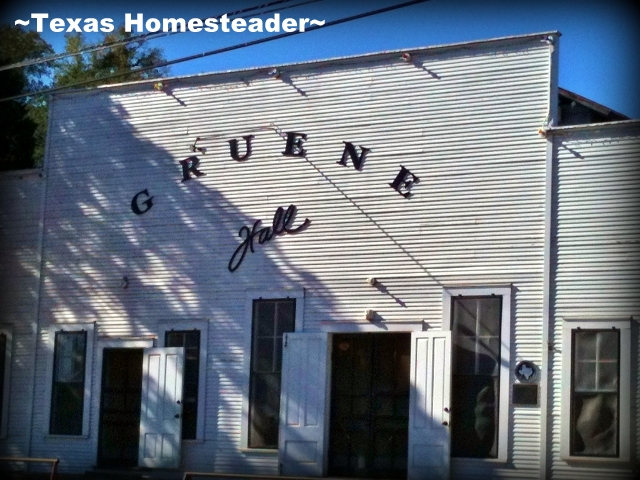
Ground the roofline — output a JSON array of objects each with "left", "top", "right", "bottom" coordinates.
[
  {"left": 52, "top": 31, "right": 560, "bottom": 97},
  {"left": 558, "top": 87, "right": 629, "bottom": 120},
  {"left": 546, "top": 119, "right": 640, "bottom": 135}
]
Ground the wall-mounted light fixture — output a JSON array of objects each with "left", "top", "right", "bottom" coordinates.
[
  {"left": 401, "top": 52, "right": 412, "bottom": 62},
  {"left": 366, "top": 277, "right": 378, "bottom": 286},
  {"left": 268, "top": 68, "right": 282, "bottom": 79},
  {"left": 121, "top": 276, "right": 129, "bottom": 290},
  {"left": 364, "top": 309, "right": 376, "bottom": 321}
]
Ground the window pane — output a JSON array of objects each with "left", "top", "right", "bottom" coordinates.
[
  {"left": 276, "top": 301, "right": 295, "bottom": 336},
  {"left": 575, "top": 332, "right": 597, "bottom": 360},
  {"left": 451, "top": 376, "right": 498, "bottom": 458},
  {"left": 574, "top": 361, "right": 597, "bottom": 391},
  {"left": 255, "top": 302, "right": 276, "bottom": 337},
  {"left": 571, "top": 393, "right": 618, "bottom": 456},
  {"left": 571, "top": 330, "right": 620, "bottom": 457},
  {"left": 477, "top": 298, "right": 502, "bottom": 337},
  {"left": 55, "top": 332, "right": 86, "bottom": 382},
  {"left": 597, "top": 331, "right": 619, "bottom": 361},
  {"left": 50, "top": 331, "right": 86, "bottom": 435}
]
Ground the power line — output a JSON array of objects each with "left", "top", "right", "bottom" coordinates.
[
  {"left": 0, "top": 0, "right": 300, "bottom": 73},
  {"left": 0, "top": 0, "right": 430, "bottom": 103}
]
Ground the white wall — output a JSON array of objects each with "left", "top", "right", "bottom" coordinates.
[
  {"left": 549, "top": 122, "right": 640, "bottom": 479},
  {"left": 31, "top": 33, "right": 556, "bottom": 476},
  {"left": 0, "top": 170, "right": 43, "bottom": 458}
]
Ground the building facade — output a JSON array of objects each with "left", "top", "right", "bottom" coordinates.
[{"left": 1, "top": 32, "right": 638, "bottom": 479}]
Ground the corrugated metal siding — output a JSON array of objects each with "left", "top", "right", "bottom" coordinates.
[
  {"left": 549, "top": 125, "right": 640, "bottom": 479},
  {"left": 32, "top": 36, "right": 552, "bottom": 476},
  {"left": 0, "top": 171, "right": 42, "bottom": 458}
]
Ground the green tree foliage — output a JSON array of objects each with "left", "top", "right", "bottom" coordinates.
[
  {"left": 0, "top": 25, "right": 53, "bottom": 171},
  {"left": 55, "top": 26, "right": 167, "bottom": 87},
  {"left": 0, "top": 25, "right": 167, "bottom": 170}
]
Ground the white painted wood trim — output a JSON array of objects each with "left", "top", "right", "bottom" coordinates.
[
  {"left": 240, "top": 289, "right": 305, "bottom": 450},
  {"left": 442, "top": 285, "right": 512, "bottom": 463},
  {"left": 43, "top": 323, "right": 95, "bottom": 438},
  {"left": 560, "top": 319, "right": 631, "bottom": 463}
]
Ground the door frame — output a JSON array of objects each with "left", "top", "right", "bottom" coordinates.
[
  {"left": 327, "top": 332, "right": 413, "bottom": 478},
  {"left": 94, "top": 339, "right": 154, "bottom": 466}
]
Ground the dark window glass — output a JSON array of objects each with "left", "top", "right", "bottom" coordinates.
[
  {"left": 248, "top": 299, "right": 295, "bottom": 448},
  {"left": 50, "top": 331, "right": 87, "bottom": 435},
  {"left": 166, "top": 330, "right": 201, "bottom": 440},
  {"left": 450, "top": 296, "right": 502, "bottom": 458},
  {"left": 570, "top": 329, "right": 619, "bottom": 457}
]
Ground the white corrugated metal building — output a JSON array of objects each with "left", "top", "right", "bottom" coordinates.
[{"left": 0, "top": 32, "right": 638, "bottom": 479}]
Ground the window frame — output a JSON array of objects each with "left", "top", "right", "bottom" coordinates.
[
  {"left": 240, "top": 289, "right": 304, "bottom": 451},
  {"left": 0, "top": 324, "right": 13, "bottom": 438},
  {"left": 44, "top": 323, "right": 95, "bottom": 437},
  {"left": 442, "top": 286, "right": 512, "bottom": 463},
  {"left": 158, "top": 319, "right": 208, "bottom": 442},
  {"left": 560, "top": 319, "right": 631, "bottom": 462}
]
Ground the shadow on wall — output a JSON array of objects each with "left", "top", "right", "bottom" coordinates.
[{"left": 27, "top": 90, "right": 335, "bottom": 475}]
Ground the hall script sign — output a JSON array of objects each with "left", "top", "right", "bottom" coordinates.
[{"left": 130, "top": 131, "right": 421, "bottom": 271}]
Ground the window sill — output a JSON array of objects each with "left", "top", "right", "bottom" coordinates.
[
  {"left": 451, "top": 456, "right": 508, "bottom": 465},
  {"left": 239, "top": 448, "right": 278, "bottom": 455},
  {"left": 45, "top": 434, "right": 89, "bottom": 440},
  {"left": 561, "top": 455, "right": 631, "bottom": 465}
]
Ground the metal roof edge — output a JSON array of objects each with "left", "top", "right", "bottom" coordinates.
[
  {"left": 546, "top": 119, "right": 640, "bottom": 135},
  {"left": 52, "top": 31, "right": 560, "bottom": 98}
]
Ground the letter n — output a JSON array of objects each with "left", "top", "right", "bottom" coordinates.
[
  {"left": 180, "top": 155, "right": 206, "bottom": 182},
  {"left": 228, "top": 135, "right": 254, "bottom": 161},
  {"left": 337, "top": 142, "right": 371, "bottom": 171}
]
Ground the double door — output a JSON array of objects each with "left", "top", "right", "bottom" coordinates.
[{"left": 278, "top": 331, "right": 451, "bottom": 479}]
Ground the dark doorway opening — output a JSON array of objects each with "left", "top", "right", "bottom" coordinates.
[
  {"left": 329, "top": 333, "right": 411, "bottom": 478},
  {"left": 97, "top": 348, "right": 143, "bottom": 468}
]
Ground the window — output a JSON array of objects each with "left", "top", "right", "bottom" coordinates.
[
  {"left": 0, "top": 325, "right": 13, "bottom": 438},
  {"left": 46, "top": 324, "right": 94, "bottom": 436},
  {"left": 50, "top": 331, "right": 87, "bottom": 435},
  {"left": 165, "top": 330, "right": 200, "bottom": 440},
  {"left": 561, "top": 320, "right": 631, "bottom": 461},
  {"left": 443, "top": 287, "right": 511, "bottom": 462},
  {"left": 248, "top": 298, "right": 296, "bottom": 449}
]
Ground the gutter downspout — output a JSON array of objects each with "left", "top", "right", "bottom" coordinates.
[
  {"left": 27, "top": 94, "right": 54, "bottom": 465},
  {"left": 539, "top": 32, "right": 560, "bottom": 480}
]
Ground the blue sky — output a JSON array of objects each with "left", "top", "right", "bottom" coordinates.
[{"left": 2, "top": 0, "right": 639, "bottom": 118}]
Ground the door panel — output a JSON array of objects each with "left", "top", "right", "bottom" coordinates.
[
  {"left": 97, "top": 348, "right": 143, "bottom": 467},
  {"left": 279, "top": 332, "right": 329, "bottom": 477},
  {"left": 329, "top": 333, "right": 411, "bottom": 479},
  {"left": 138, "top": 347, "right": 184, "bottom": 469},
  {"left": 407, "top": 331, "right": 451, "bottom": 480}
]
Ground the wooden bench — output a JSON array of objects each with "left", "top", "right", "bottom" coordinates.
[{"left": 0, "top": 456, "right": 59, "bottom": 480}]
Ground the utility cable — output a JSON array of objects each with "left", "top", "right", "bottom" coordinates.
[
  {"left": 0, "top": 0, "right": 430, "bottom": 103},
  {"left": 0, "top": 0, "right": 299, "bottom": 72}
]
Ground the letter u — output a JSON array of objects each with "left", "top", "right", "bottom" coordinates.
[{"left": 228, "top": 135, "right": 254, "bottom": 161}]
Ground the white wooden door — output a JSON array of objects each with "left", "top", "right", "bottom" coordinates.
[
  {"left": 278, "top": 332, "right": 329, "bottom": 477},
  {"left": 407, "top": 331, "right": 452, "bottom": 480},
  {"left": 138, "top": 347, "right": 184, "bottom": 469}
]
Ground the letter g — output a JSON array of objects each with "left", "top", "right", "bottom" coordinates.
[{"left": 131, "top": 189, "right": 154, "bottom": 215}]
